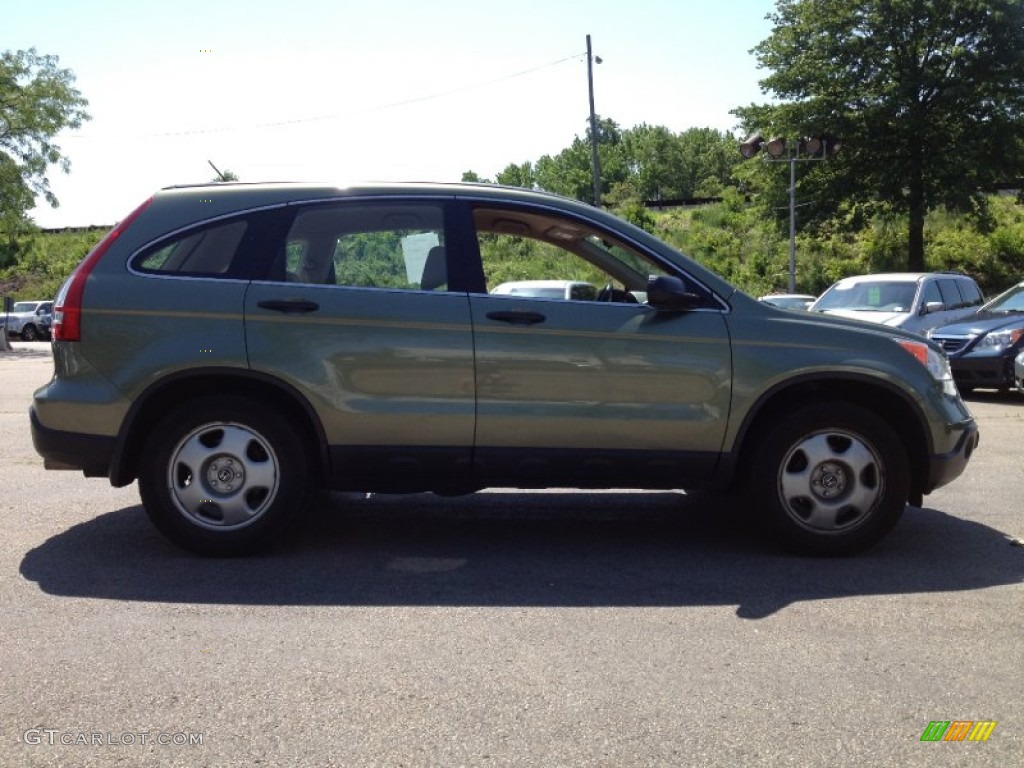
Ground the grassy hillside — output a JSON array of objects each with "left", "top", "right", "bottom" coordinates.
[
  {"left": 3, "top": 194, "right": 1023, "bottom": 302},
  {"left": 1, "top": 228, "right": 107, "bottom": 301}
]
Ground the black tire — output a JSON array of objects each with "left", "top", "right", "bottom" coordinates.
[
  {"left": 749, "top": 403, "right": 909, "bottom": 556},
  {"left": 138, "top": 396, "right": 313, "bottom": 556},
  {"left": 21, "top": 324, "right": 38, "bottom": 341}
]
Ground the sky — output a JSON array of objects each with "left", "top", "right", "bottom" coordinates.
[{"left": 6, "top": 0, "right": 778, "bottom": 228}]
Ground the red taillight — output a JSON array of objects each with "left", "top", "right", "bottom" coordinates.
[{"left": 53, "top": 196, "right": 155, "bottom": 342}]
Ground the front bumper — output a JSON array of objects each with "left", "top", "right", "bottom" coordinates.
[
  {"left": 950, "top": 354, "right": 1017, "bottom": 390},
  {"left": 924, "top": 420, "right": 980, "bottom": 496},
  {"left": 30, "top": 406, "right": 115, "bottom": 477}
]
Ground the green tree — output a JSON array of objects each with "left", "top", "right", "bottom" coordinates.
[
  {"left": 495, "top": 161, "right": 535, "bottom": 189},
  {"left": 734, "top": 0, "right": 1024, "bottom": 271},
  {"left": 619, "top": 125, "right": 741, "bottom": 201},
  {"left": 0, "top": 48, "right": 90, "bottom": 229},
  {"left": 533, "top": 117, "right": 629, "bottom": 203}
]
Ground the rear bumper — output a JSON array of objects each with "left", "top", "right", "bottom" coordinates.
[{"left": 30, "top": 406, "right": 114, "bottom": 478}]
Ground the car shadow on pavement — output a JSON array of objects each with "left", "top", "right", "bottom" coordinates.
[
  {"left": 962, "top": 389, "right": 1024, "bottom": 406},
  {"left": 0, "top": 344, "right": 53, "bottom": 360},
  {"left": 20, "top": 490, "right": 1024, "bottom": 619}
]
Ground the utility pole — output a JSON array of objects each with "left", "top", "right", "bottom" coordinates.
[
  {"left": 586, "top": 34, "right": 601, "bottom": 207},
  {"left": 739, "top": 135, "right": 840, "bottom": 293}
]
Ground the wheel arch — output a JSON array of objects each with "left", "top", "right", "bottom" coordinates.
[
  {"left": 726, "top": 374, "right": 932, "bottom": 505},
  {"left": 110, "top": 368, "right": 328, "bottom": 487}
]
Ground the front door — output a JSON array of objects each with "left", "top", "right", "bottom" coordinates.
[{"left": 465, "top": 203, "right": 732, "bottom": 489}]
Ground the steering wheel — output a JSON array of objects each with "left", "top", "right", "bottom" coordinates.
[{"left": 596, "top": 283, "right": 639, "bottom": 304}]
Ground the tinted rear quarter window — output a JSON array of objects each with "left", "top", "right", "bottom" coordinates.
[{"left": 134, "top": 219, "right": 249, "bottom": 276}]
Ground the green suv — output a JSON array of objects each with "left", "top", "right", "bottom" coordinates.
[{"left": 31, "top": 182, "right": 979, "bottom": 556}]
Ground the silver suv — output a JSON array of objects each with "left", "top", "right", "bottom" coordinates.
[
  {"left": 809, "top": 272, "right": 984, "bottom": 335},
  {"left": 3, "top": 300, "right": 53, "bottom": 341}
]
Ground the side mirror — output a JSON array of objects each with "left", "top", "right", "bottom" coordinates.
[
  {"left": 646, "top": 275, "right": 706, "bottom": 311},
  {"left": 921, "top": 301, "right": 944, "bottom": 316}
]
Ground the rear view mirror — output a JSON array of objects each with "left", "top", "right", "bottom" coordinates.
[
  {"left": 921, "top": 301, "right": 944, "bottom": 316},
  {"left": 646, "top": 275, "right": 705, "bottom": 311}
]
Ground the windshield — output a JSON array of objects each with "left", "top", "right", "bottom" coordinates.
[
  {"left": 11, "top": 302, "right": 38, "bottom": 313},
  {"left": 814, "top": 280, "right": 917, "bottom": 313},
  {"left": 985, "top": 283, "right": 1024, "bottom": 313}
]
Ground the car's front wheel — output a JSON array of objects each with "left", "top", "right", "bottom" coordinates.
[
  {"left": 20, "top": 324, "right": 38, "bottom": 341},
  {"left": 750, "top": 403, "right": 909, "bottom": 555},
  {"left": 138, "top": 397, "right": 312, "bottom": 556}
]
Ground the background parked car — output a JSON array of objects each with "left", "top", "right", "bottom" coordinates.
[
  {"left": 758, "top": 293, "right": 816, "bottom": 310},
  {"left": 808, "top": 272, "right": 983, "bottom": 335},
  {"left": 491, "top": 280, "right": 598, "bottom": 301},
  {"left": 928, "top": 279, "right": 1024, "bottom": 394},
  {"left": 3, "top": 300, "right": 53, "bottom": 341},
  {"left": 1015, "top": 349, "right": 1024, "bottom": 395}
]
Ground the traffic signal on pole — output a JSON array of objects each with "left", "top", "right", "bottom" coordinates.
[
  {"left": 739, "top": 132, "right": 764, "bottom": 159},
  {"left": 740, "top": 133, "right": 841, "bottom": 159}
]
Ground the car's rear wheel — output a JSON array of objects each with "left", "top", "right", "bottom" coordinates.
[
  {"left": 138, "top": 397, "right": 312, "bottom": 556},
  {"left": 750, "top": 403, "right": 909, "bottom": 555},
  {"left": 20, "top": 324, "right": 38, "bottom": 341}
]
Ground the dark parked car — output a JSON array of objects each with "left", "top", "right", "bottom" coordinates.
[{"left": 929, "top": 280, "right": 1024, "bottom": 394}]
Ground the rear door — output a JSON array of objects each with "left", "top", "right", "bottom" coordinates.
[{"left": 245, "top": 199, "right": 476, "bottom": 490}]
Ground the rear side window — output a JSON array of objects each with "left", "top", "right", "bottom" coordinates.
[
  {"left": 937, "top": 280, "right": 966, "bottom": 309},
  {"left": 958, "top": 278, "right": 983, "bottom": 307},
  {"left": 281, "top": 203, "right": 447, "bottom": 291},
  {"left": 134, "top": 220, "right": 249, "bottom": 275}
]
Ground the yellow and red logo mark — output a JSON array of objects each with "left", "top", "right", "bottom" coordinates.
[{"left": 920, "top": 720, "right": 996, "bottom": 742}]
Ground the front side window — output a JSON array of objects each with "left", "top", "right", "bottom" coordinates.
[
  {"left": 919, "top": 280, "right": 942, "bottom": 307},
  {"left": 472, "top": 206, "right": 668, "bottom": 303},
  {"left": 283, "top": 203, "right": 447, "bottom": 291}
]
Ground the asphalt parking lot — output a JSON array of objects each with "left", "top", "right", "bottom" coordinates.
[{"left": 2, "top": 340, "right": 1021, "bottom": 767}]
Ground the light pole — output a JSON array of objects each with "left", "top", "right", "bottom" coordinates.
[
  {"left": 740, "top": 134, "right": 840, "bottom": 293},
  {"left": 586, "top": 34, "right": 602, "bottom": 207}
]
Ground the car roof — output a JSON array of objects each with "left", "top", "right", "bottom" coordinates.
[
  {"left": 835, "top": 273, "right": 929, "bottom": 283},
  {"left": 109, "top": 180, "right": 741, "bottom": 302},
  {"left": 831, "top": 272, "right": 974, "bottom": 284}
]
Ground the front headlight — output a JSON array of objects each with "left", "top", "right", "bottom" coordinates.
[
  {"left": 894, "top": 338, "right": 959, "bottom": 396},
  {"left": 979, "top": 327, "right": 1024, "bottom": 350}
]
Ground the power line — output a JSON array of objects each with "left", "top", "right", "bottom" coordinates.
[{"left": 66, "top": 52, "right": 585, "bottom": 140}]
